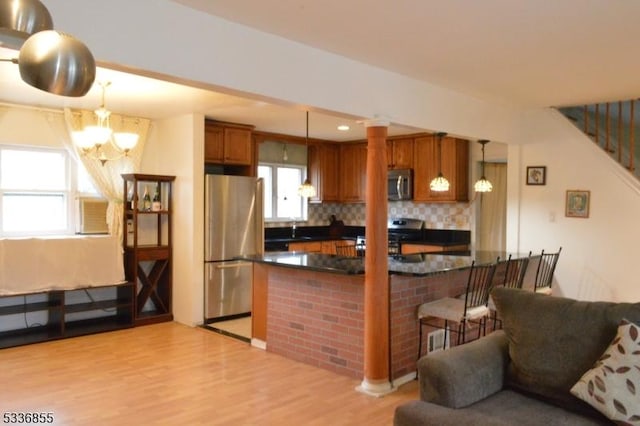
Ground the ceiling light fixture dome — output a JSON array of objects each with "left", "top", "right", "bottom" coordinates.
[
  {"left": 0, "top": 0, "right": 96, "bottom": 97},
  {"left": 0, "top": 0, "right": 53, "bottom": 39},
  {"left": 18, "top": 30, "right": 95, "bottom": 97}
]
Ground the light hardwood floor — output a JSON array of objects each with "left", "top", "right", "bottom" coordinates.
[{"left": 0, "top": 322, "right": 418, "bottom": 425}]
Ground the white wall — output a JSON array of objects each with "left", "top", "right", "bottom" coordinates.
[
  {"left": 0, "top": 107, "right": 62, "bottom": 147},
  {"left": 513, "top": 110, "right": 640, "bottom": 302},
  {"left": 142, "top": 114, "right": 205, "bottom": 326}
]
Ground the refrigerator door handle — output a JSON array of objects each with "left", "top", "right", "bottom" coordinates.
[
  {"left": 213, "top": 261, "right": 253, "bottom": 270},
  {"left": 256, "top": 177, "right": 264, "bottom": 254}
]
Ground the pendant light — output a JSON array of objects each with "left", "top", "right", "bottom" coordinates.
[
  {"left": 0, "top": 0, "right": 96, "bottom": 97},
  {"left": 429, "top": 132, "right": 450, "bottom": 192},
  {"left": 297, "top": 111, "right": 317, "bottom": 198},
  {"left": 474, "top": 139, "right": 493, "bottom": 193}
]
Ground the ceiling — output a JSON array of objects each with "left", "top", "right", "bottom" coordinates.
[{"left": 2, "top": 1, "right": 640, "bottom": 141}]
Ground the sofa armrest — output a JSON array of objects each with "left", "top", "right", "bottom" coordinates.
[{"left": 418, "top": 330, "right": 509, "bottom": 408}]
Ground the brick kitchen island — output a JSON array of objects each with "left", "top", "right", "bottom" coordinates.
[{"left": 244, "top": 251, "right": 527, "bottom": 385}]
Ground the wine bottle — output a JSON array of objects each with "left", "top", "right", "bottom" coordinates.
[
  {"left": 152, "top": 185, "right": 161, "bottom": 211},
  {"left": 142, "top": 185, "right": 151, "bottom": 211}
]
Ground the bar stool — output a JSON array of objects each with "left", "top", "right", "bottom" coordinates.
[
  {"left": 489, "top": 253, "right": 531, "bottom": 330},
  {"left": 417, "top": 259, "right": 498, "bottom": 359},
  {"left": 533, "top": 247, "right": 562, "bottom": 295}
]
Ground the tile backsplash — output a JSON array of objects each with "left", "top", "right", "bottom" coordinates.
[{"left": 266, "top": 201, "right": 471, "bottom": 230}]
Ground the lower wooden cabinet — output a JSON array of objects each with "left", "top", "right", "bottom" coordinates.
[
  {"left": 288, "top": 240, "right": 351, "bottom": 254},
  {"left": 401, "top": 243, "right": 469, "bottom": 255},
  {"left": 288, "top": 241, "right": 323, "bottom": 253}
]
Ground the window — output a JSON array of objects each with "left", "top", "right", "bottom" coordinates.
[
  {"left": 258, "top": 163, "right": 308, "bottom": 221},
  {"left": 0, "top": 145, "right": 99, "bottom": 237}
]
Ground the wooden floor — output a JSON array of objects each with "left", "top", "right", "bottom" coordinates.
[{"left": 0, "top": 322, "right": 418, "bottom": 425}]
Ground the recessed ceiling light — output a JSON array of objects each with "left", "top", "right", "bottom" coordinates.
[{"left": 337, "top": 124, "right": 350, "bottom": 131}]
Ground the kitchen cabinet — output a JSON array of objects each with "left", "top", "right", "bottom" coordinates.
[
  {"left": 401, "top": 243, "right": 469, "bottom": 255},
  {"left": 286, "top": 239, "right": 350, "bottom": 254},
  {"left": 387, "top": 137, "right": 414, "bottom": 169},
  {"left": 308, "top": 142, "right": 340, "bottom": 202},
  {"left": 413, "top": 135, "right": 469, "bottom": 202},
  {"left": 204, "top": 120, "right": 254, "bottom": 168},
  {"left": 339, "top": 143, "right": 367, "bottom": 202},
  {"left": 122, "top": 173, "right": 175, "bottom": 326},
  {"left": 288, "top": 241, "right": 323, "bottom": 253}
]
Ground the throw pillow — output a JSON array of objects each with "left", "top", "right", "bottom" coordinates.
[
  {"left": 570, "top": 319, "right": 640, "bottom": 425},
  {"left": 491, "top": 287, "right": 640, "bottom": 409}
]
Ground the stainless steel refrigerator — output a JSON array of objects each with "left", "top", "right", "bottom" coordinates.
[{"left": 204, "top": 175, "right": 263, "bottom": 322}]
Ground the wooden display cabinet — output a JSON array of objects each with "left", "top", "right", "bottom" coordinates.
[{"left": 122, "top": 173, "right": 175, "bottom": 326}]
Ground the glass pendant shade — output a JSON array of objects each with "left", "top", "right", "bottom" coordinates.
[
  {"left": 298, "top": 178, "right": 317, "bottom": 198},
  {"left": 430, "top": 132, "right": 450, "bottom": 192},
  {"left": 474, "top": 177, "right": 493, "bottom": 192},
  {"left": 474, "top": 139, "right": 493, "bottom": 193},
  {"left": 430, "top": 173, "right": 450, "bottom": 192},
  {"left": 114, "top": 133, "right": 139, "bottom": 152}
]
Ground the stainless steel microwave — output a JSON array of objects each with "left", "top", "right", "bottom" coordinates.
[{"left": 388, "top": 169, "right": 413, "bottom": 201}]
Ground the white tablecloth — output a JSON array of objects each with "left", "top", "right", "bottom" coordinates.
[{"left": 0, "top": 235, "right": 125, "bottom": 296}]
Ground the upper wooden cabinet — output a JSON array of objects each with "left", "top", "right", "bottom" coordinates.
[
  {"left": 387, "top": 137, "right": 414, "bottom": 169},
  {"left": 308, "top": 142, "right": 340, "bottom": 203},
  {"left": 413, "top": 135, "right": 469, "bottom": 202},
  {"left": 204, "top": 120, "right": 254, "bottom": 166},
  {"left": 339, "top": 143, "right": 367, "bottom": 202}
]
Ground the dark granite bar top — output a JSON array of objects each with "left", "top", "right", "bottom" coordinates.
[
  {"left": 264, "top": 226, "right": 470, "bottom": 246},
  {"left": 240, "top": 250, "right": 529, "bottom": 277}
]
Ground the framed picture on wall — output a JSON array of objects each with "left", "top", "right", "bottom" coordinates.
[
  {"left": 565, "top": 190, "right": 590, "bottom": 218},
  {"left": 526, "top": 166, "right": 546, "bottom": 185}
]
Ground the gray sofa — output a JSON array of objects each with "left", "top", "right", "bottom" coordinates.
[{"left": 394, "top": 287, "right": 640, "bottom": 426}]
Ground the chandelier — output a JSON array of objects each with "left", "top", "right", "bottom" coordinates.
[
  {"left": 297, "top": 111, "right": 317, "bottom": 198},
  {"left": 474, "top": 139, "right": 493, "bottom": 193},
  {"left": 430, "top": 132, "right": 450, "bottom": 192},
  {"left": 72, "top": 82, "right": 139, "bottom": 165},
  {"left": 0, "top": 0, "right": 96, "bottom": 97}
]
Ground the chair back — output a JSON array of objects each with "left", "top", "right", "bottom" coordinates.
[
  {"left": 503, "top": 252, "right": 531, "bottom": 289},
  {"left": 534, "top": 247, "right": 562, "bottom": 291},
  {"left": 463, "top": 260, "right": 498, "bottom": 314}
]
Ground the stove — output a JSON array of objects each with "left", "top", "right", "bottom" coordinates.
[{"left": 387, "top": 218, "right": 424, "bottom": 254}]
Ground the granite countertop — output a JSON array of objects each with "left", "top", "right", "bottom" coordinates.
[
  {"left": 264, "top": 226, "right": 470, "bottom": 247},
  {"left": 240, "top": 251, "right": 528, "bottom": 277}
]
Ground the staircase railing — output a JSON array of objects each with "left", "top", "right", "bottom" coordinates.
[{"left": 559, "top": 100, "right": 640, "bottom": 178}]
